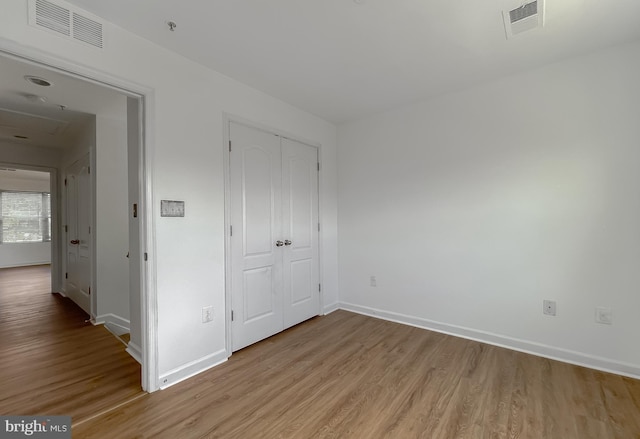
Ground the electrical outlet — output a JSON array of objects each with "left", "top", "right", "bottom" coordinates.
[
  {"left": 202, "top": 306, "right": 213, "bottom": 323},
  {"left": 595, "top": 307, "right": 612, "bottom": 325},
  {"left": 543, "top": 300, "right": 556, "bottom": 316},
  {"left": 370, "top": 276, "right": 377, "bottom": 287}
]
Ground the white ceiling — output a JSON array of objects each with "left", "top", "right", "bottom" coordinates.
[
  {"left": 60, "top": 0, "right": 640, "bottom": 123},
  {"left": 0, "top": 54, "right": 125, "bottom": 149}
]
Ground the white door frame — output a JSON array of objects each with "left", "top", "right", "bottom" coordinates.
[
  {"left": 223, "top": 114, "right": 324, "bottom": 357},
  {"left": 0, "top": 41, "right": 159, "bottom": 392}
]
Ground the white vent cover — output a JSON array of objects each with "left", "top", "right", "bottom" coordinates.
[
  {"left": 503, "top": 0, "right": 544, "bottom": 39},
  {"left": 29, "top": 0, "right": 104, "bottom": 49}
]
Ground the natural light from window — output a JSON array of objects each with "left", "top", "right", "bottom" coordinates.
[{"left": 0, "top": 191, "right": 51, "bottom": 243}]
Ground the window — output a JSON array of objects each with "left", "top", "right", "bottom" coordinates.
[{"left": 0, "top": 191, "right": 51, "bottom": 243}]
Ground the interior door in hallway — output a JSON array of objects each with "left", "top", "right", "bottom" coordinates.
[
  {"left": 65, "top": 154, "right": 91, "bottom": 315},
  {"left": 229, "top": 122, "right": 319, "bottom": 352}
]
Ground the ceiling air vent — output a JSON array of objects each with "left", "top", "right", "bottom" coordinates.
[
  {"left": 503, "top": 0, "right": 544, "bottom": 39},
  {"left": 29, "top": 0, "right": 104, "bottom": 49},
  {"left": 34, "top": 0, "right": 70, "bottom": 36},
  {"left": 72, "top": 12, "right": 103, "bottom": 48}
]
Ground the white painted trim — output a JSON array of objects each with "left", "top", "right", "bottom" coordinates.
[
  {"left": 126, "top": 341, "right": 143, "bottom": 364},
  {"left": 222, "top": 114, "right": 232, "bottom": 359},
  {"left": 339, "top": 302, "right": 640, "bottom": 380},
  {"left": 0, "top": 39, "right": 158, "bottom": 393},
  {"left": 138, "top": 92, "right": 159, "bottom": 392},
  {"left": 323, "top": 302, "right": 339, "bottom": 315},
  {"left": 223, "top": 113, "right": 321, "bottom": 149},
  {"left": 159, "top": 350, "right": 228, "bottom": 389},
  {"left": 95, "top": 313, "right": 130, "bottom": 333}
]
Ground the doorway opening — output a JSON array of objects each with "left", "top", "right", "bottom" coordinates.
[{"left": 0, "top": 49, "right": 156, "bottom": 392}]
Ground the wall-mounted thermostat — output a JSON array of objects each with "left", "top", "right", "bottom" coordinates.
[{"left": 161, "top": 200, "right": 185, "bottom": 217}]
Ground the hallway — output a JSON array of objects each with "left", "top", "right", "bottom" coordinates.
[{"left": 0, "top": 265, "right": 143, "bottom": 423}]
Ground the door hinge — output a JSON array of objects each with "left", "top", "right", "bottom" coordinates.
[
  {"left": 65, "top": 272, "right": 68, "bottom": 279},
  {"left": 64, "top": 178, "right": 67, "bottom": 186},
  {"left": 88, "top": 226, "right": 91, "bottom": 234},
  {"left": 317, "top": 162, "right": 320, "bottom": 171},
  {"left": 64, "top": 225, "right": 68, "bottom": 233},
  {"left": 88, "top": 287, "right": 91, "bottom": 295},
  {"left": 88, "top": 166, "right": 91, "bottom": 174},
  {"left": 144, "top": 252, "right": 148, "bottom": 261},
  {"left": 229, "top": 140, "right": 232, "bottom": 152},
  {"left": 230, "top": 225, "right": 233, "bottom": 236},
  {"left": 231, "top": 310, "right": 234, "bottom": 321},
  {"left": 133, "top": 203, "right": 138, "bottom": 218},
  {"left": 318, "top": 223, "right": 320, "bottom": 232},
  {"left": 319, "top": 283, "right": 321, "bottom": 292}
]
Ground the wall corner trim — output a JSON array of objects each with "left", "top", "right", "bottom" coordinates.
[
  {"left": 323, "top": 302, "right": 340, "bottom": 315},
  {"left": 93, "top": 313, "right": 130, "bottom": 333},
  {"left": 338, "top": 302, "right": 640, "bottom": 380},
  {"left": 126, "top": 341, "right": 143, "bottom": 364}
]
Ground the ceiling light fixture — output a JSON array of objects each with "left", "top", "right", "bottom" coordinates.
[
  {"left": 167, "top": 21, "right": 177, "bottom": 31},
  {"left": 24, "top": 75, "right": 53, "bottom": 87}
]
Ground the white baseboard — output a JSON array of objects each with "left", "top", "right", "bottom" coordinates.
[
  {"left": 339, "top": 302, "right": 640, "bottom": 380},
  {"left": 159, "top": 349, "right": 228, "bottom": 389},
  {"left": 323, "top": 302, "right": 339, "bottom": 315},
  {"left": 94, "top": 313, "right": 130, "bottom": 335},
  {"left": 126, "top": 341, "right": 143, "bottom": 364}
]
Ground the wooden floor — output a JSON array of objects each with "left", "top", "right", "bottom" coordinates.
[
  {"left": 73, "top": 310, "right": 640, "bottom": 438},
  {"left": 0, "top": 265, "right": 143, "bottom": 424}
]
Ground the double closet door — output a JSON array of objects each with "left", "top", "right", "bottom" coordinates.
[{"left": 229, "top": 122, "right": 320, "bottom": 352}]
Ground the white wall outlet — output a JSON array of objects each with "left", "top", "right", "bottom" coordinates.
[
  {"left": 370, "top": 275, "right": 377, "bottom": 287},
  {"left": 595, "top": 307, "right": 612, "bottom": 325},
  {"left": 543, "top": 300, "right": 556, "bottom": 316},
  {"left": 202, "top": 306, "right": 213, "bottom": 323}
]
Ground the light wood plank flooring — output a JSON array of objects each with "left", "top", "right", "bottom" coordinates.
[
  {"left": 73, "top": 309, "right": 640, "bottom": 438},
  {"left": 0, "top": 265, "right": 143, "bottom": 423}
]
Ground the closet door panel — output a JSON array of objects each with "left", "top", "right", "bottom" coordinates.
[
  {"left": 230, "top": 122, "right": 283, "bottom": 351},
  {"left": 281, "top": 138, "right": 320, "bottom": 329}
]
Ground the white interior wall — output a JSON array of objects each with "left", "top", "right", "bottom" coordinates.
[
  {"left": 0, "top": 171, "right": 51, "bottom": 268},
  {"left": 0, "top": 141, "right": 61, "bottom": 168},
  {"left": 337, "top": 40, "right": 640, "bottom": 377},
  {"left": 0, "top": 0, "right": 338, "bottom": 388},
  {"left": 94, "top": 111, "right": 130, "bottom": 324},
  {"left": 59, "top": 109, "right": 131, "bottom": 327}
]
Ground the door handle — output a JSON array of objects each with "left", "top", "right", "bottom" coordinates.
[
  {"left": 70, "top": 239, "right": 80, "bottom": 245},
  {"left": 284, "top": 240, "right": 292, "bottom": 246},
  {"left": 275, "top": 240, "right": 284, "bottom": 247}
]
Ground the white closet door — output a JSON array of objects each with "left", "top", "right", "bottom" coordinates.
[
  {"left": 230, "top": 122, "right": 284, "bottom": 351},
  {"left": 281, "top": 138, "right": 320, "bottom": 329}
]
